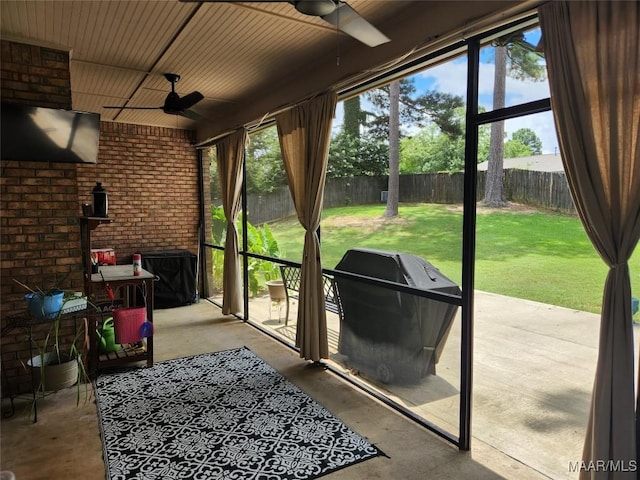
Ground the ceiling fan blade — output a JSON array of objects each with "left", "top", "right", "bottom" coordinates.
[
  {"left": 321, "top": 2, "right": 389, "bottom": 48},
  {"left": 179, "top": 0, "right": 283, "bottom": 3},
  {"left": 179, "top": 0, "right": 387, "bottom": 47},
  {"left": 180, "top": 109, "right": 203, "bottom": 121},
  {"left": 178, "top": 91, "right": 204, "bottom": 110}
]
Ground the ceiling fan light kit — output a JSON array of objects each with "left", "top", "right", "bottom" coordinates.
[{"left": 293, "top": 0, "right": 336, "bottom": 17}]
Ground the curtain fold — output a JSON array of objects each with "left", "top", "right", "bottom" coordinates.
[
  {"left": 215, "top": 128, "right": 248, "bottom": 315},
  {"left": 539, "top": 2, "right": 640, "bottom": 478},
  {"left": 275, "top": 91, "right": 338, "bottom": 361}
]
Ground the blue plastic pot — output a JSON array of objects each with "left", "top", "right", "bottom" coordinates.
[{"left": 25, "top": 290, "right": 64, "bottom": 320}]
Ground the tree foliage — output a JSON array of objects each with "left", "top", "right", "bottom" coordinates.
[
  {"left": 399, "top": 119, "right": 493, "bottom": 174},
  {"left": 504, "top": 139, "right": 533, "bottom": 159},
  {"left": 503, "top": 128, "right": 543, "bottom": 159},
  {"left": 364, "top": 78, "right": 464, "bottom": 141},
  {"left": 400, "top": 127, "right": 466, "bottom": 173},
  {"left": 245, "top": 127, "right": 286, "bottom": 194},
  {"left": 511, "top": 128, "right": 542, "bottom": 155},
  {"left": 209, "top": 127, "right": 287, "bottom": 200},
  {"left": 327, "top": 131, "right": 388, "bottom": 178},
  {"left": 500, "top": 33, "right": 547, "bottom": 82},
  {"left": 364, "top": 77, "right": 465, "bottom": 216},
  {"left": 343, "top": 96, "right": 366, "bottom": 138}
]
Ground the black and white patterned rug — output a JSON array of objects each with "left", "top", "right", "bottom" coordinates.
[{"left": 95, "top": 347, "right": 383, "bottom": 480}]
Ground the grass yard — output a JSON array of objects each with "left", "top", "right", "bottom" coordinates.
[{"left": 268, "top": 203, "right": 639, "bottom": 315}]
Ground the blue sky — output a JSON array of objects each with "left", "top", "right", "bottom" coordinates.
[
  {"left": 413, "top": 51, "right": 557, "bottom": 154},
  {"left": 335, "top": 28, "right": 559, "bottom": 154}
]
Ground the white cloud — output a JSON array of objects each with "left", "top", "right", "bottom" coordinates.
[
  {"left": 420, "top": 61, "right": 550, "bottom": 107},
  {"left": 420, "top": 61, "right": 469, "bottom": 97},
  {"left": 417, "top": 59, "right": 556, "bottom": 153},
  {"left": 479, "top": 63, "right": 551, "bottom": 107},
  {"left": 504, "top": 111, "right": 559, "bottom": 155}
]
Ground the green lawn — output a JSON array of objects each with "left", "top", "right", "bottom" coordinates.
[{"left": 267, "top": 203, "right": 639, "bottom": 315}]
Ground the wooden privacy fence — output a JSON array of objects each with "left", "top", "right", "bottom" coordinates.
[
  {"left": 215, "top": 170, "right": 577, "bottom": 225},
  {"left": 504, "top": 170, "right": 576, "bottom": 214}
]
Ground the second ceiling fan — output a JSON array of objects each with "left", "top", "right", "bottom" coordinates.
[
  {"left": 103, "top": 73, "right": 204, "bottom": 120},
  {"left": 187, "top": 0, "right": 390, "bottom": 48}
]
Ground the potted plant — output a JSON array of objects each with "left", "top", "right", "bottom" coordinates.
[{"left": 14, "top": 278, "right": 92, "bottom": 403}]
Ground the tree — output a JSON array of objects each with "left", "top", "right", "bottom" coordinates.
[
  {"left": 327, "top": 131, "right": 388, "bottom": 178},
  {"left": 365, "top": 77, "right": 464, "bottom": 216},
  {"left": 400, "top": 106, "right": 468, "bottom": 174},
  {"left": 385, "top": 80, "right": 400, "bottom": 217},
  {"left": 245, "top": 127, "right": 286, "bottom": 194},
  {"left": 483, "top": 31, "right": 546, "bottom": 207},
  {"left": 365, "top": 78, "right": 464, "bottom": 141},
  {"left": 401, "top": 127, "right": 466, "bottom": 173},
  {"left": 328, "top": 95, "right": 388, "bottom": 178},
  {"left": 365, "top": 78, "right": 421, "bottom": 140},
  {"left": 512, "top": 128, "right": 542, "bottom": 155},
  {"left": 485, "top": 45, "right": 508, "bottom": 207},
  {"left": 503, "top": 128, "right": 543, "bottom": 159},
  {"left": 343, "top": 96, "right": 366, "bottom": 138},
  {"left": 503, "top": 139, "right": 532, "bottom": 159},
  {"left": 398, "top": 104, "right": 495, "bottom": 175},
  {"left": 400, "top": 128, "right": 438, "bottom": 173}
]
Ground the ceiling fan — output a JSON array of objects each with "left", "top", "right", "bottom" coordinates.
[
  {"left": 185, "top": 0, "right": 390, "bottom": 48},
  {"left": 103, "top": 73, "right": 204, "bottom": 120}
]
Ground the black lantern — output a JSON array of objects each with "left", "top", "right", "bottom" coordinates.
[{"left": 92, "top": 182, "right": 108, "bottom": 217}]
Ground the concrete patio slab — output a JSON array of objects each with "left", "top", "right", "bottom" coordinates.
[
  {"left": 2, "top": 293, "right": 636, "bottom": 479},
  {"left": 245, "top": 289, "right": 639, "bottom": 480}
]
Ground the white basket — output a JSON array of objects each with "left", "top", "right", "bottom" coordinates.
[{"left": 60, "top": 295, "right": 88, "bottom": 315}]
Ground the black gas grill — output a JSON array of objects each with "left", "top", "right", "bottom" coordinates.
[{"left": 334, "top": 248, "right": 460, "bottom": 384}]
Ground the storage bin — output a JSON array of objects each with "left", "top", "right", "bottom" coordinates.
[{"left": 141, "top": 250, "right": 197, "bottom": 309}]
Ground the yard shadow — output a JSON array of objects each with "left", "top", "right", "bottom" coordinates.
[{"left": 524, "top": 386, "right": 591, "bottom": 433}]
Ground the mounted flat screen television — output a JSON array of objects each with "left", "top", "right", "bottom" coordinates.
[{"left": 1, "top": 102, "right": 100, "bottom": 164}]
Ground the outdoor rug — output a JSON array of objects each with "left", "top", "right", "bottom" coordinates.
[{"left": 95, "top": 347, "right": 383, "bottom": 480}]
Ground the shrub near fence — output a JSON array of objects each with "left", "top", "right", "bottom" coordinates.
[{"left": 215, "top": 170, "right": 577, "bottom": 225}]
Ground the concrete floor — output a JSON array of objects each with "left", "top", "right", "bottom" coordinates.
[
  {"left": 241, "top": 290, "right": 639, "bottom": 480},
  {"left": 1, "top": 297, "right": 637, "bottom": 479}
]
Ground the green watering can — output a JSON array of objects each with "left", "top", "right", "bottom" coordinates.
[{"left": 97, "top": 317, "right": 121, "bottom": 353}]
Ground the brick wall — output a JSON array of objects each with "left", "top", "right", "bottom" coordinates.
[
  {"left": 1, "top": 40, "right": 82, "bottom": 395},
  {"left": 0, "top": 40, "right": 71, "bottom": 108},
  {"left": 76, "top": 122, "right": 200, "bottom": 261},
  {"left": 1, "top": 39, "right": 208, "bottom": 395}
]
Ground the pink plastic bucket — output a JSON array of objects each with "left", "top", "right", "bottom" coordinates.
[{"left": 112, "top": 306, "right": 146, "bottom": 344}]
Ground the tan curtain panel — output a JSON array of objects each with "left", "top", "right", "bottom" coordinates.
[
  {"left": 539, "top": 2, "right": 640, "bottom": 478},
  {"left": 275, "top": 91, "right": 338, "bottom": 361},
  {"left": 215, "top": 128, "right": 248, "bottom": 315}
]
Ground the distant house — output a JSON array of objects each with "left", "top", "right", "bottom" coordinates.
[{"left": 477, "top": 153, "right": 564, "bottom": 172}]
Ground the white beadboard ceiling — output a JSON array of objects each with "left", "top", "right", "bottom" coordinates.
[{"left": 1, "top": 0, "right": 533, "bottom": 144}]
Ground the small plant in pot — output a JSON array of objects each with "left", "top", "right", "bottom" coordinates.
[{"left": 14, "top": 278, "right": 92, "bottom": 405}]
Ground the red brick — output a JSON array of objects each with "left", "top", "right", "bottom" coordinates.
[{"left": 2, "top": 39, "right": 203, "bottom": 395}]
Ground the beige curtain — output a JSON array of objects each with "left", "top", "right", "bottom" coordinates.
[
  {"left": 275, "top": 91, "right": 337, "bottom": 361},
  {"left": 215, "top": 128, "right": 248, "bottom": 315},
  {"left": 539, "top": 2, "right": 640, "bottom": 478}
]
